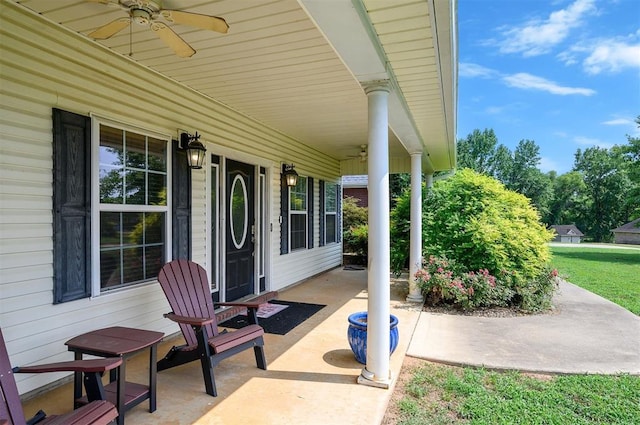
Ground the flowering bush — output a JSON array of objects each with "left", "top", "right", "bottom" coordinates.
[{"left": 415, "top": 255, "right": 558, "bottom": 312}]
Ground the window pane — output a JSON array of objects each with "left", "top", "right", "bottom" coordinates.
[
  {"left": 99, "top": 125, "right": 123, "bottom": 167},
  {"left": 121, "top": 212, "right": 143, "bottom": 246},
  {"left": 290, "top": 176, "right": 307, "bottom": 211},
  {"left": 326, "top": 215, "right": 336, "bottom": 243},
  {"left": 124, "top": 170, "right": 146, "bottom": 204},
  {"left": 122, "top": 247, "right": 144, "bottom": 283},
  {"left": 148, "top": 137, "right": 167, "bottom": 172},
  {"left": 99, "top": 167, "right": 124, "bottom": 204},
  {"left": 148, "top": 173, "right": 166, "bottom": 205},
  {"left": 100, "top": 212, "right": 121, "bottom": 248},
  {"left": 100, "top": 249, "right": 120, "bottom": 288},
  {"left": 290, "top": 214, "right": 306, "bottom": 250},
  {"left": 145, "top": 213, "right": 164, "bottom": 244},
  {"left": 125, "top": 132, "right": 146, "bottom": 169},
  {"left": 145, "top": 245, "right": 164, "bottom": 280},
  {"left": 326, "top": 183, "right": 337, "bottom": 212}
]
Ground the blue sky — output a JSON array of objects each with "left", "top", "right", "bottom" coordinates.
[{"left": 457, "top": 0, "right": 640, "bottom": 174}]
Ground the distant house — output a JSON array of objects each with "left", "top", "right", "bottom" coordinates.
[
  {"left": 550, "top": 225, "right": 584, "bottom": 243},
  {"left": 612, "top": 218, "right": 640, "bottom": 245},
  {"left": 342, "top": 175, "right": 368, "bottom": 208}
]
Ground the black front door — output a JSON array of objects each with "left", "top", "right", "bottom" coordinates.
[{"left": 225, "top": 159, "right": 255, "bottom": 301}]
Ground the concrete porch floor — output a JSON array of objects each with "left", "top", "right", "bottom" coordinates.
[{"left": 22, "top": 267, "right": 422, "bottom": 425}]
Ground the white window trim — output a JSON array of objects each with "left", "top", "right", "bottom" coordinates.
[
  {"left": 325, "top": 182, "right": 337, "bottom": 244},
  {"left": 90, "top": 117, "right": 172, "bottom": 296}
]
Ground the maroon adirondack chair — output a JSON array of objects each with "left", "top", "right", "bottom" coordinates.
[
  {"left": 156, "top": 259, "right": 267, "bottom": 397},
  {"left": 0, "top": 328, "right": 120, "bottom": 425}
]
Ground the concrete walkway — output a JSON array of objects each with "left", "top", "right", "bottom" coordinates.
[{"left": 408, "top": 281, "right": 640, "bottom": 375}]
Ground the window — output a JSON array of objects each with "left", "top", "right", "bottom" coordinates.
[
  {"left": 289, "top": 176, "right": 307, "bottom": 250},
  {"left": 95, "top": 123, "right": 170, "bottom": 291},
  {"left": 324, "top": 182, "right": 338, "bottom": 243}
]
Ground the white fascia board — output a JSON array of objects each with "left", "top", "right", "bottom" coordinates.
[
  {"left": 298, "top": 0, "right": 387, "bottom": 82},
  {"left": 299, "top": 0, "right": 430, "bottom": 169}
]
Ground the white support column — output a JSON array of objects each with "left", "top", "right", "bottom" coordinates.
[
  {"left": 407, "top": 152, "right": 424, "bottom": 303},
  {"left": 425, "top": 173, "right": 433, "bottom": 189},
  {"left": 360, "top": 81, "right": 392, "bottom": 388}
]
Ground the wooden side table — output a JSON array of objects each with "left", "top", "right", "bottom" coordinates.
[{"left": 66, "top": 326, "right": 164, "bottom": 425}]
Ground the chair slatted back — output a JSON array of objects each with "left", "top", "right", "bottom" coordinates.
[
  {"left": 157, "top": 260, "right": 220, "bottom": 347},
  {"left": 0, "top": 328, "right": 27, "bottom": 425}
]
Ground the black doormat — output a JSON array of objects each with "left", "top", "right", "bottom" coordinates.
[{"left": 219, "top": 300, "right": 326, "bottom": 335}]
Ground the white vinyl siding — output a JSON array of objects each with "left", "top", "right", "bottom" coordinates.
[{"left": 0, "top": 3, "right": 341, "bottom": 396}]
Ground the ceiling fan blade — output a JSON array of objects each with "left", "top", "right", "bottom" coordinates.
[
  {"left": 161, "top": 10, "right": 229, "bottom": 33},
  {"left": 88, "top": 17, "right": 130, "bottom": 39},
  {"left": 151, "top": 22, "right": 196, "bottom": 58}
]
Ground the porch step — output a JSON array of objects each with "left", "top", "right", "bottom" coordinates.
[{"left": 215, "top": 291, "right": 279, "bottom": 323}]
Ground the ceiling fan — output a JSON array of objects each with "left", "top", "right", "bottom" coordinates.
[
  {"left": 345, "top": 145, "right": 368, "bottom": 162},
  {"left": 86, "top": 0, "right": 229, "bottom": 58}
]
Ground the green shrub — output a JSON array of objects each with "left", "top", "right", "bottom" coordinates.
[
  {"left": 342, "top": 196, "right": 368, "bottom": 256},
  {"left": 343, "top": 224, "right": 368, "bottom": 257},
  {"left": 390, "top": 185, "right": 420, "bottom": 273},
  {"left": 342, "top": 196, "right": 367, "bottom": 229},
  {"left": 391, "top": 169, "right": 557, "bottom": 311},
  {"left": 423, "top": 169, "right": 553, "bottom": 283}
]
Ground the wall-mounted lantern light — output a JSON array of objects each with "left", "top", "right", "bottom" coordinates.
[
  {"left": 282, "top": 163, "right": 298, "bottom": 187},
  {"left": 180, "top": 131, "right": 206, "bottom": 169}
]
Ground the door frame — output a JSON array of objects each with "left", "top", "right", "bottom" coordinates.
[{"left": 205, "top": 144, "right": 272, "bottom": 302}]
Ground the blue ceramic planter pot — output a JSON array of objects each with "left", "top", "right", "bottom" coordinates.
[{"left": 347, "top": 311, "right": 399, "bottom": 365}]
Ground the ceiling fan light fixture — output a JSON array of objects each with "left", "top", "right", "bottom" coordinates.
[{"left": 131, "top": 8, "right": 152, "bottom": 26}]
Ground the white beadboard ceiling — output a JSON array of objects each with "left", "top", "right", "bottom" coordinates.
[{"left": 11, "top": 0, "right": 457, "bottom": 174}]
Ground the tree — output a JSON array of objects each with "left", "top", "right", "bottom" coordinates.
[
  {"left": 502, "top": 140, "right": 552, "bottom": 217},
  {"left": 612, "top": 116, "right": 640, "bottom": 219},
  {"left": 457, "top": 129, "right": 501, "bottom": 175},
  {"left": 544, "top": 171, "right": 587, "bottom": 226},
  {"left": 573, "top": 147, "right": 630, "bottom": 242}
]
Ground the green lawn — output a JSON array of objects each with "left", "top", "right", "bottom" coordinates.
[
  {"left": 388, "top": 244, "right": 640, "bottom": 424},
  {"left": 393, "top": 362, "right": 640, "bottom": 425},
  {"left": 550, "top": 246, "right": 640, "bottom": 315}
]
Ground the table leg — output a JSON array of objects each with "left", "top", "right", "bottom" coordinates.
[
  {"left": 72, "top": 352, "right": 83, "bottom": 408},
  {"left": 116, "top": 360, "right": 126, "bottom": 425},
  {"left": 149, "top": 343, "right": 158, "bottom": 412}
]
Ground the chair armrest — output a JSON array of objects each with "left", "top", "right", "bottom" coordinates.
[
  {"left": 14, "top": 358, "right": 122, "bottom": 374},
  {"left": 164, "top": 312, "right": 214, "bottom": 327}
]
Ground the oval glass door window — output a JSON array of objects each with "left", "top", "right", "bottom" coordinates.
[{"left": 230, "top": 174, "right": 248, "bottom": 249}]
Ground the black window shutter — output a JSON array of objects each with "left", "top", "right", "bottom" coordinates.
[
  {"left": 307, "top": 177, "right": 314, "bottom": 249},
  {"left": 280, "top": 173, "right": 289, "bottom": 254},
  {"left": 172, "top": 140, "right": 191, "bottom": 260},
  {"left": 336, "top": 184, "right": 342, "bottom": 243},
  {"left": 52, "top": 108, "right": 91, "bottom": 303},
  {"left": 319, "top": 180, "right": 325, "bottom": 247}
]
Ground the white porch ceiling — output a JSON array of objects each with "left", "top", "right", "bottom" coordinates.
[{"left": 11, "top": 0, "right": 457, "bottom": 174}]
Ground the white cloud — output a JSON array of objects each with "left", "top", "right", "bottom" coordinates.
[
  {"left": 602, "top": 118, "right": 634, "bottom": 126},
  {"left": 459, "top": 62, "right": 496, "bottom": 78},
  {"left": 497, "top": 0, "right": 597, "bottom": 57},
  {"left": 583, "top": 39, "right": 640, "bottom": 74},
  {"left": 503, "top": 73, "right": 596, "bottom": 95},
  {"left": 485, "top": 106, "right": 504, "bottom": 114},
  {"left": 574, "top": 136, "right": 614, "bottom": 148}
]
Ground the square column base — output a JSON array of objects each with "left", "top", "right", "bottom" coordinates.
[{"left": 357, "top": 368, "right": 393, "bottom": 389}]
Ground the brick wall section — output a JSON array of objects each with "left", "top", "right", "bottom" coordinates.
[{"left": 344, "top": 188, "right": 368, "bottom": 207}]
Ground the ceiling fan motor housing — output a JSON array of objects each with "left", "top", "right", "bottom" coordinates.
[{"left": 131, "top": 8, "right": 152, "bottom": 25}]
